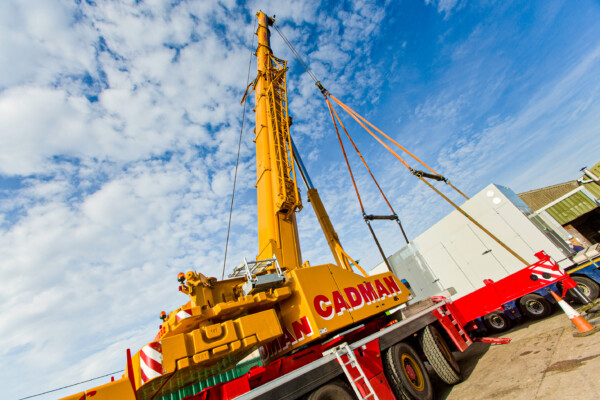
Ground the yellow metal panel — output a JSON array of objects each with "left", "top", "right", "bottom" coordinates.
[
  {"left": 59, "top": 392, "right": 86, "bottom": 400},
  {"left": 137, "top": 309, "right": 283, "bottom": 400},
  {"left": 330, "top": 268, "right": 409, "bottom": 321},
  {"left": 260, "top": 265, "right": 410, "bottom": 364},
  {"left": 160, "top": 309, "right": 282, "bottom": 374},
  {"left": 85, "top": 378, "right": 136, "bottom": 400},
  {"left": 131, "top": 350, "right": 142, "bottom": 389},
  {"left": 590, "top": 160, "right": 600, "bottom": 178}
]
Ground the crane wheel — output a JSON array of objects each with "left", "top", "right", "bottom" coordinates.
[
  {"left": 483, "top": 311, "right": 511, "bottom": 333},
  {"left": 383, "top": 341, "right": 433, "bottom": 400},
  {"left": 483, "top": 311, "right": 512, "bottom": 333},
  {"left": 306, "top": 379, "right": 353, "bottom": 400},
  {"left": 519, "top": 294, "right": 553, "bottom": 319},
  {"left": 419, "top": 325, "right": 462, "bottom": 385},
  {"left": 566, "top": 276, "right": 600, "bottom": 304}
]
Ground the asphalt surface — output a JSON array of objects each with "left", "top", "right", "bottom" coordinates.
[{"left": 436, "top": 310, "right": 600, "bottom": 399}]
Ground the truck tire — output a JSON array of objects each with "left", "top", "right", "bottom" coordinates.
[
  {"left": 306, "top": 379, "right": 354, "bottom": 400},
  {"left": 419, "top": 325, "right": 462, "bottom": 385},
  {"left": 569, "top": 276, "right": 600, "bottom": 303},
  {"left": 483, "top": 311, "right": 511, "bottom": 333},
  {"left": 383, "top": 342, "right": 433, "bottom": 400},
  {"left": 519, "top": 294, "right": 553, "bottom": 319}
]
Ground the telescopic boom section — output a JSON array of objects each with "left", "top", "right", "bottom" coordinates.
[{"left": 255, "top": 11, "right": 302, "bottom": 270}]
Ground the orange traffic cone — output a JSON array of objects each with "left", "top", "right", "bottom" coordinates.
[{"left": 550, "top": 291, "right": 598, "bottom": 337}]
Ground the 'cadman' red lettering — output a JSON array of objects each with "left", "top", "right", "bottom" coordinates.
[{"left": 312, "top": 276, "right": 403, "bottom": 320}]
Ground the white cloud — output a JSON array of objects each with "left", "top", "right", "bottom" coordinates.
[
  {"left": 0, "top": 1, "right": 97, "bottom": 88},
  {"left": 0, "top": 87, "right": 89, "bottom": 175},
  {"left": 425, "top": 0, "right": 464, "bottom": 19}
]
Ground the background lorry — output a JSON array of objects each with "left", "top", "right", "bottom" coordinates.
[{"left": 371, "top": 183, "right": 600, "bottom": 332}]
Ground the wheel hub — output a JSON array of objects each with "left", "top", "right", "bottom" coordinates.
[
  {"left": 578, "top": 284, "right": 590, "bottom": 297},
  {"left": 526, "top": 300, "right": 543, "bottom": 315},
  {"left": 406, "top": 364, "right": 417, "bottom": 380},
  {"left": 490, "top": 315, "right": 504, "bottom": 328}
]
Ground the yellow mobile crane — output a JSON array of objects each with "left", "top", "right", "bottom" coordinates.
[{"left": 61, "top": 11, "right": 411, "bottom": 400}]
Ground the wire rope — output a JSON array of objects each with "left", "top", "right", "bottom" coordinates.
[
  {"left": 17, "top": 370, "right": 124, "bottom": 400},
  {"left": 221, "top": 18, "right": 256, "bottom": 280},
  {"left": 273, "top": 23, "right": 318, "bottom": 84}
]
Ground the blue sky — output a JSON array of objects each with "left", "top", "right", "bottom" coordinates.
[{"left": 1, "top": 1, "right": 599, "bottom": 399}]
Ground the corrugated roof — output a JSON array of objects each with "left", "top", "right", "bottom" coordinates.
[
  {"left": 591, "top": 161, "right": 600, "bottom": 178},
  {"left": 585, "top": 179, "right": 600, "bottom": 199},
  {"left": 583, "top": 160, "right": 600, "bottom": 199},
  {"left": 517, "top": 160, "right": 600, "bottom": 225},
  {"left": 518, "top": 181, "right": 579, "bottom": 211},
  {"left": 546, "top": 191, "right": 598, "bottom": 225}
]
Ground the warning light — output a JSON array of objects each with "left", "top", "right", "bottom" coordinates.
[
  {"left": 177, "top": 272, "right": 185, "bottom": 283},
  {"left": 159, "top": 311, "right": 167, "bottom": 321}
]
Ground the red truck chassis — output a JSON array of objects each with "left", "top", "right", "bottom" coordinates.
[
  {"left": 150, "top": 252, "right": 574, "bottom": 400},
  {"left": 185, "top": 291, "right": 469, "bottom": 400}
]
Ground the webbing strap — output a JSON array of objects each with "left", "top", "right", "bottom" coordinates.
[
  {"left": 330, "top": 94, "right": 436, "bottom": 174},
  {"left": 324, "top": 93, "right": 527, "bottom": 266},
  {"left": 325, "top": 97, "right": 365, "bottom": 213},
  {"left": 325, "top": 98, "right": 409, "bottom": 251},
  {"left": 329, "top": 94, "right": 470, "bottom": 201},
  {"left": 328, "top": 98, "right": 397, "bottom": 215},
  {"left": 448, "top": 181, "right": 469, "bottom": 200},
  {"left": 326, "top": 98, "right": 395, "bottom": 270}
]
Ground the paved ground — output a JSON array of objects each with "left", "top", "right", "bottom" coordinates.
[{"left": 435, "top": 310, "right": 600, "bottom": 399}]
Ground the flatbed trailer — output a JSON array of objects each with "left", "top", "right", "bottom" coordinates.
[
  {"left": 441, "top": 251, "right": 582, "bottom": 334},
  {"left": 183, "top": 289, "right": 473, "bottom": 400}
]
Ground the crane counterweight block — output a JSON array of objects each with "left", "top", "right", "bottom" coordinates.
[{"left": 130, "top": 309, "right": 283, "bottom": 399}]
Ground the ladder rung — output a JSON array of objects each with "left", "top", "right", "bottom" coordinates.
[{"left": 330, "top": 343, "right": 379, "bottom": 400}]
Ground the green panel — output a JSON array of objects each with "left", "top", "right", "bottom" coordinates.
[
  {"left": 156, "top": 358, "right": 262, "bottom": 400},
  {"left": 547, "top": 191, "right": 598, "bottom": 224},
  {"left": 590, "top": 160, "right": 600, "bottom": 178},
  {"left": 584, "top": 181, "right": 600, "bottom": 199}
]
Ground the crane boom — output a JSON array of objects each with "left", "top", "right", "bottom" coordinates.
[{"left": 255, "top": 11, "right": 302, "bottom": 269}]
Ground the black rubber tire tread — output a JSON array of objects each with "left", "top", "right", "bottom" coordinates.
[
  {"left": 419, "top": 325, "right": 462, "bottom": 385},
  {"left": 382, "top": 342, "right": 434, "bottom": 400},
  {"left": 382, "top": 347, "right": 411, "bottom": 400},
  {"left": 483, "top": 311, "right": 511, "bottom": 333},
  {"left": 306, "top": 379, "right": 354, "bottom": 400},
  {"left": 571, "top": 276, "right": 600, "bottom": 302},
  {"left": 519, "top": 294, "right": 553, "bottom": 320}
]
